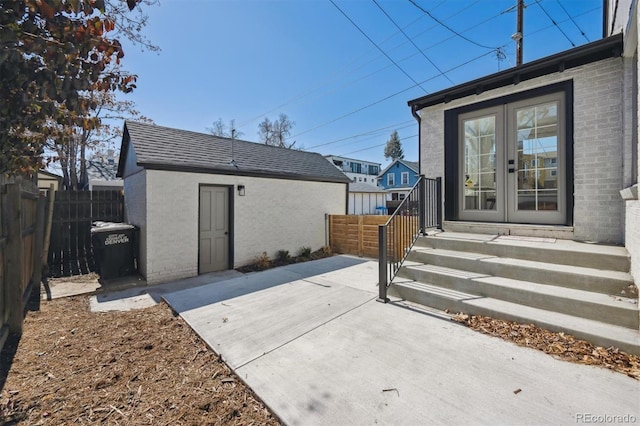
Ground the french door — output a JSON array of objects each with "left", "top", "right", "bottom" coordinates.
[{"left": 458, "top": 92, "right": 565, "bottom": 224}]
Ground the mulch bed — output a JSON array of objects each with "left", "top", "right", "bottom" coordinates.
[
  {"left": 0, "top": 297, "right": 282, "bottom": 425},
  {"left": 453, "top": 313, "right": 640, "bottom": 380}
]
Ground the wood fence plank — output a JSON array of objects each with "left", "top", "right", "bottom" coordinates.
[
  {"left": 47, "top": 190, "right": 123, "bottom": 277},
  {"left": 329, "top": 215, "right": 391, "bottom": 258},
  {"left": 5, "top": 183, "right": 23, "bottom": 333}
]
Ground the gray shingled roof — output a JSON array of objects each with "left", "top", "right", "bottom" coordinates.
[
  {"left": 119, "top": 121, "right": 351, "bottom": 184},
  {"left": 348, "top": 183, "right": 384, "bottom": 193},
  {"left": 379, "top": 159, "right": 419, "bottom": 176}
]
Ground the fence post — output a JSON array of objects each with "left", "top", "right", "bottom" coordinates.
[
  {"left": 5, "top": 183, "right": 23, "bottom": 333},
  {"left": 436, "top": 177, "right": 443, "bottom": 229},
  {"left": 357, "top": 215, "right": 363, "bottom": 257},
  {"left": 377, "top": 224, "right": 389, "bottom": 303},
  {"left": 28, "top": 196, "right": 46, "bottom": 311}
]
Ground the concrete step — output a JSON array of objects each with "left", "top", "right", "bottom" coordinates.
[
  {"left": 397, "top": 263, "right": 639, "bottom": 329},
  {"left": 406, "top": 248, "right": 634, "bottom": 297},
  {"left": 389, "top": 279, "right": 640, "bottom": 355},
  {"left": 415, "top": 233, "right": 630, "bottom": 272}
]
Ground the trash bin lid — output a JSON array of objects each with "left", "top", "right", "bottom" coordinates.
[{"left": 91, "top": 221, "right": 135, "bottom": 232}]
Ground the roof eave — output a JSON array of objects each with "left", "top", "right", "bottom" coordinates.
[
  {"left": 138, "top": 162, "right": 352, "bottom": 184},
  {"left": 408, "top": 34, "right": 623, "bottom": 110}
]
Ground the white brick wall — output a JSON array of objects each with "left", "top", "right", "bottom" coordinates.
[
  {"left": 622, "top": 7, "right": 639, "bottom": 283},
  {"left": 420, "top": 57, "right": 626, "bottom": 243},
  {"left": 626, "top": 199, "right": 640, "bottom": 281},
  {"left": 133, "top": 170, "right": 346, "bottom": 284},
  {"left": 123, "top": 170, "right": 147, "bottom": 277}
]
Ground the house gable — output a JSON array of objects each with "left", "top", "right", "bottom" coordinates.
[{"left": 378, "top": 159, "right": 419, "bottom": 190}]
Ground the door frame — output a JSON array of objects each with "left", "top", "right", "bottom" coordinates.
[
  {"left": 198, "top": 184, "right": 234, "bottom": 273},
  {"left": 444, "top": 80, "right": 574, "bottom": 226}
]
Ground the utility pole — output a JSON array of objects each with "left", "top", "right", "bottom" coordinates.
[{"left": 514, "top": 0, "right": 524, "bottom": 66}]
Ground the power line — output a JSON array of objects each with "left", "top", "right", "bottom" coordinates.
[
  {"left": 338, "top": 133, "right": 418, "bottom": 156},
  {"left": 235, "top": 0, "right": 493, "bottom": 133},
  {"left": 305, "top": 120, "right": 414, "bottom": 150},
  {"left": 372, "top": 0, "right": 455, "bottom": 85},
  {"left": 292, "top": 48, "right": 498, "bottom": 140},
  {"left": 554, "top": 0, "right": 590, "bottom": 42},
  {"left": 534, "top": 0, "right": 575, "bottom": 47},
  {"left": 407, "top": 0, "right": 500, "bottom": 50},
  {"left": 329, "top": 0, "right": 429, "bottom": 93}
]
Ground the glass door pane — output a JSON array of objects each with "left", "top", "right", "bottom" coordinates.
[
  {"left": 463, "top": 115, "right": 497, "bottom": 211},
  {"left": 515, "top": 102, "right": 558, "bottom": 211}
]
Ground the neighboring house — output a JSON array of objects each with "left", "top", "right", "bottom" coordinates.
[
  {"left": 117, "top": 121, "right": 350, "bottom": 285},
  {"left": 378, "top": 159, "right": 419, "bottom": 201},
  {"left": 348, "top": 182, "right": 387, "bottom": 215},
  {"left": 37, "top": 170, "right": 62, "bottom": 195},
  {"left": 408, "top": 2, "right": 639, "bottom": 280},
  {"left": 86, "top": 151, "right": 123, "bottom": 191},
  {"left": 325, "top": 155, "right": 381, "bottom": 187}
]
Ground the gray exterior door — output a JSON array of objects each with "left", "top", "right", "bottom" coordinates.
[
  {"left": 199, "top": 185, "right": 229, "bottom": 273},
  {"left": 457, "top": 92, "right": 566, "bottom": 225}
]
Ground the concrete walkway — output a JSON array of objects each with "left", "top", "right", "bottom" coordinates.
[
  {"left": 162, "top": 255, "right": 640, "bottom": 425},
  {"left": 89, "top": 269, "right": 242, "bottom": 312}
]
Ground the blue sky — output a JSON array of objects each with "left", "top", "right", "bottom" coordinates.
[{"left": 116, "top": 0, "right": 603, "bottom": 167}]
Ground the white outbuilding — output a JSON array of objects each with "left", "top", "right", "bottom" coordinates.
[
  {"left": 117, "top": 121, "right": 350, "bottom": 284},
  {"left": 347, "top": 183, "right": 387, "bottom": 215}
]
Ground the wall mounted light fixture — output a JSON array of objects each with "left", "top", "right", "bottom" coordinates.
[{"left": 237, "top": 185, "right": 245, "bottom": 196}]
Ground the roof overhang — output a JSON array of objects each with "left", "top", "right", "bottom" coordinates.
[
  {"left": 139, "top": 162, "right": 352, "bottom": 184},
  {"left": 408, "top": 34, "right": 623, "bottom": 111}
]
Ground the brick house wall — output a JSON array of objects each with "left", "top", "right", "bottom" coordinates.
[{"left": 418, "top": 56, "right": 626, "bottom": 244}]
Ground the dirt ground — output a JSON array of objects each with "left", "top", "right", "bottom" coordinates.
[{"left": 0, "top": 295, "right": 282, "bottom": 425}]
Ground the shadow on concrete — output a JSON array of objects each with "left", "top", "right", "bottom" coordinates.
[
  {"left": 94, "top": 270, "right": 241, "bottom": 305},
  {"left": 163, "top": 256, "right": 368, "bottom": 314}
]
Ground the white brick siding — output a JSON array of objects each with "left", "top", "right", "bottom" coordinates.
[
  {"left": 128, "top": 170, "right": 346, "bottom": 284},
  {"left": 419, "top": 56, "right": 626, "bottom": 244},
  {"left": 625, "top": 198, "right": 640, "bottom": 281},
  {"left": 123, "top": 170, "right": 147, "bottom": 277}
]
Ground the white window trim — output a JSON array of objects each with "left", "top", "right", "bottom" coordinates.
[
  {"left": 401, "top": 172, "right": 409, "bottom": 185},
  {"left": 387, "top": 174, "right": 395, "bottom": 186}
]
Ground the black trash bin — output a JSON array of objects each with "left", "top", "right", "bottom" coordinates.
[{"left": 91, "top": 222, "right": 138, "bottom": 280}]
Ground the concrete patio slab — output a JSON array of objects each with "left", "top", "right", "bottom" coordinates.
[
  {"left": 89, "top": 269, "right": 243, "bottom": 312},
  {"left": 161, "top": 255, "right": 640, "bottom": 425}
]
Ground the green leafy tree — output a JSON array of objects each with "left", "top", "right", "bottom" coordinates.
[
  {"left": 384, "top": 130, "right": 404, "bottom": 161},
  {"left": 258, "top": 113, "right": 296, "bottom": 148},
  {"left": 0, "top": 0, "right": 143, "bottom": 175}
]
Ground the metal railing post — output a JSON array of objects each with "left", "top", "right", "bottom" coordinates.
[
  {"left": 436, "top": 176, "right": 443, "bottom": 229},
  {"left": 377, "top": 224, "right": 389, "bottom": 303},
  {"left": 418, "top": 175, "right": 425, "bottom": 234}
]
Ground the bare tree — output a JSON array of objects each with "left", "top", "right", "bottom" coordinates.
[
  {"left": 258, "top": 113, "right": 296, "bottom": 148},
  {"left": 208, "top": 118, "right": 243, "bottom": 139}
]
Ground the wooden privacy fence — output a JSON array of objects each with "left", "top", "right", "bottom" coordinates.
[
  {"left": 48, "top": 190, "right": 123, "bottom": 277},
  {"left": 329, "top": 215, "right": 412, "bottom": 260},
  {"left": 1, "top": 177, "right": 46, "bottom": 351}
]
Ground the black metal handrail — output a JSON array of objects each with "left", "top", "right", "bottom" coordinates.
[{"left": 378, "top": 176, "right": 441, "bottom": 302}]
